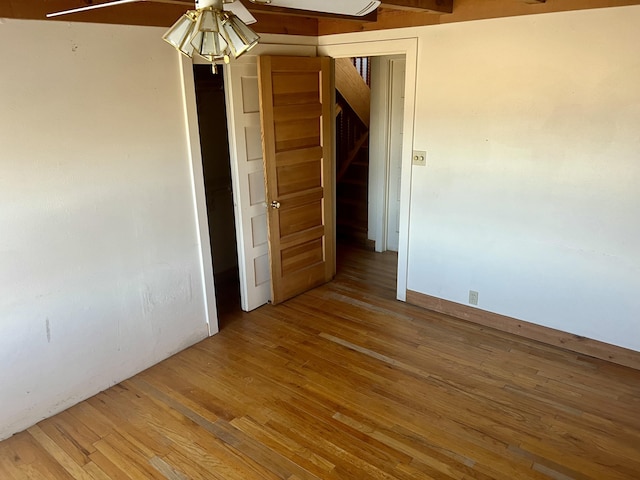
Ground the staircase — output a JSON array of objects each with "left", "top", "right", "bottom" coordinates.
[{"left": 335, "top": 57, "right": 373, "bottom": 249}]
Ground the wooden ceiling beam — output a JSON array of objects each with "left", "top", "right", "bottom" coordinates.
[
  {"left": 0, "top": 3, "right": 16, "bottom": 17},
  {"left": 380, "top": 0, "right": 453, "bottom": 14},
  {"left": 6, "top": 0, "right": 184, "bottom": 25},
  {"left": 250, "top": 12, "right": 318, "bottom": 35}
]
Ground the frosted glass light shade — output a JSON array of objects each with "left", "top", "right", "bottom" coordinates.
[
  {"left": 163, "top": 7, "right": 259, "bottom": 62},
  {"left": 197, "top": 9, "right": 219, "bottom": 32},
  {"left": 219, "top": 12, "right": 259, "bottom": 58},
  {"left": 162, "top": 12, "right": 197, "bottom": 57},
  {"left": 190, "top": 8, "right": 229, "bottom": 60},
  {"left": 192, "top": 32, "right": 228, "bottom": 61}
]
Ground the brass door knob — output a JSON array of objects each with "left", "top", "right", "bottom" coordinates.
[{"left": 270, "top": 200, "right": 281, "bottom": 209}]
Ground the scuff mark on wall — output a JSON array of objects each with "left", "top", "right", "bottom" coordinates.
[
  {"left": 45, "top": 318, "right": 51, "bottom": 343},
  {"left": 142, "top": 284, "right": 156, "bottom": 316},
  {"left": 140, "top": 267, "right": 195, "bottom": 317}
]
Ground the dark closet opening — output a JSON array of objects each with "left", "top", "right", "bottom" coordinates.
[{"left": 193, "top": 65, "right": 241, "bottom": 320}]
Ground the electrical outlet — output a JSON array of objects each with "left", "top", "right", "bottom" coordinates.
[
  {"left": 469, "top": 290, "right": 479, "bottom": 306},
  {"left": 412, "top": 150, "right": 426, "bottom": 166}
]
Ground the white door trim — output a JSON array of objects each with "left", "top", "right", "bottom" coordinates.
[
  {"left": 318, "top": 37, "right": 418, "bottom": 302},
  {"left": 179, "top": 56, "right": 219, "bottom": 336}
]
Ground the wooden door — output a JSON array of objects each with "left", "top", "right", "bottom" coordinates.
[{"left": 258, "top": 56, "right": 335, "bottom": 304}]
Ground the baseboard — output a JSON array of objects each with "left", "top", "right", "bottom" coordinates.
[{"left": 406, "top": 290, "right": 640, "bottom": 371}]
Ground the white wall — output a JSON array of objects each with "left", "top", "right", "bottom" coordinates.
[
  {"left": 0, "top": 19, "right": 210, "bottom": 440},
  {"left": 409, "top": 6, "right": 640, "bottom": 351},
  {"left": 323, "top": 5, "right": 640, "bottom": 352}
]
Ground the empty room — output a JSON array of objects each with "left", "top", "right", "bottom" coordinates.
[{"left": 1, "top": 0, "right": 639, "bottom": 478}]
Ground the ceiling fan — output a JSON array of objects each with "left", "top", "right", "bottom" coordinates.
[
  {"left": 46, "top": 0, "right": 381, "bottom": 20},
  {"left": 46, "top": 0, "right": 381, "bottom": 64}
]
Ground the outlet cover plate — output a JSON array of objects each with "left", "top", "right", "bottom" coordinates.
[
  {"left": 469, "top": 290, "right": 479, "bottom": 306},
  {"left": 413, "top": 150, "right": 426, "bottom": 166}
]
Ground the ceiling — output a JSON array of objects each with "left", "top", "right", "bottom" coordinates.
[
  {"left": 1, "top": 0, "right": 638, "bottom": 36},
  {"left": 0, "top": 0, "right": 443, "bottom": 35}
]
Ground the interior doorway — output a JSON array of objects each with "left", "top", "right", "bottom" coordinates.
[
  {"left": 334, "top": 55, "right": 407, "bottom": 291},
  {"left": 187, "top": 40, "right": 416, "bottom": 317},
  {"left": 192, "top": 65, "right": 241, "bottom": 319},
  {"left": 319, "top": 38, "right": 417, "bottom": 302}
]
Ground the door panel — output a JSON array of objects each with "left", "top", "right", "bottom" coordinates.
[
  {"left": 224, "top": 62, "right": 271, "bottom": 311},
  {"left": 274, "top": 118, "right": 321, "bottom": 151},
  {"left": 258, "top": 56, "right": 335, "bottom": 305},
  {"left": 279, "top": 201, "right": 323, "bottom": 238},
  {"left": 276, "top": 161, "right": 321, "bottom": 196}
]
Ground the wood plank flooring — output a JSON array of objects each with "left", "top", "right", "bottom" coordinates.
[{"left": 2, "top": 245, "right": 640, "bottom": 479}]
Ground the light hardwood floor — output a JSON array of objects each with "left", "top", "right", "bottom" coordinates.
[{"left": 1, "top": 246, "right": 639, "bottom": 479}]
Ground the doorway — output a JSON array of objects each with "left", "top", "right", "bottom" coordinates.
[
  {"left": 319, "top": 38, "right": 418, "bottom": 302},
  {"left": 334, "top": 55, "right": 407, "bottom": 292},
  {"left": 187, "top": 39, "right": 416, "bottom": 316},
  {"left": 192, "top": 65, "right": 241, "bottom": 320}
]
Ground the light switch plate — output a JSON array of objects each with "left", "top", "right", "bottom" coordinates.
[{"left": 413, "top": 150, "right": 427, "bottom": 166}]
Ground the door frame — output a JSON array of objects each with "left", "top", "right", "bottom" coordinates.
[
  {"left": 318, "top": 38, "right": 418, "bottom": 301},
  {"left": 179, "top": 55, "right": 219, "bottom": 336}
]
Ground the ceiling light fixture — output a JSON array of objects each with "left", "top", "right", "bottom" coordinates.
[{"left": 162, "top": 0, "right": 259, "bottom": 67}]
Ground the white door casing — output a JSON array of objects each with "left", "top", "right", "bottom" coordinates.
[{"left": 179, "top": 56, "right": 219, "bottom": 334}]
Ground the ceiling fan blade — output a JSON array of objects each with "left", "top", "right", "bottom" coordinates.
[
  {"left": 224, "top": 1, "right": 257, "bottom": 24},
  {"left": 47, "top": 0, "right": 143, "bottom": 17},
  {"left": 246, "top": 0, "right": 380, "bottom": 16},
  {"left": 46, "top": 0, "right": 193, "bottom": 18}
]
